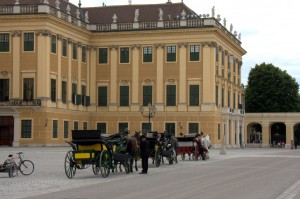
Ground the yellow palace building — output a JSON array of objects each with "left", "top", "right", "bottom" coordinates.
[{"left": 0, "top": 0, "right": 246, "bottom": 146}]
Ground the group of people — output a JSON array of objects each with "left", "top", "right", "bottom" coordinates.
[{"left": 194, "top": 132, "right": 211, "bottom": 160}]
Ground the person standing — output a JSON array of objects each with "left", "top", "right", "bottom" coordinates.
[{"left": 139, "top": 135, "right": 150, "bottom": 174}]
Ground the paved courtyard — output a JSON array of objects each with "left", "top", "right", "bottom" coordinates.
[{"left": 0, "top": 147, "right": 300, "bottom": 199}]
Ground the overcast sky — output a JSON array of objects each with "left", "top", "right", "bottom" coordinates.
[{"left": 69, "top": 0, "right": 300, "bottom": 86}]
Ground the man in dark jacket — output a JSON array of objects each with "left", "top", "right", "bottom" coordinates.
[{"left": 140, "top": 134, "right": 150, "bottom": 174}]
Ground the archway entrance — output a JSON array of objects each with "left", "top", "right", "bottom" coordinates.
[
  {"left": 271, "top": 123, "right": 286, "bottom": 147},
  {"left": 0, "top": 116, "right": 14, "bottom": 146},
  {"left": 247, "top": 123, "right": 262, "bottom": 144}
]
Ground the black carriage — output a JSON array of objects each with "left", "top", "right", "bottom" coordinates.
[
  {"left": 64, "top": 130, "right": 131, "bottom": 179},
  {"left": 0, "top": 159, "right": 17, "bottom": 178},
  {"left": 145, "top": 131, "right": 175, "bottom": 167}
]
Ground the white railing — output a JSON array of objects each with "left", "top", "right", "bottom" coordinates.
[
  {"left": 0, "top": 4, "right": 241, "bottom": 45},
  {"left": 20, "top": 5, "right": 38, "bottom": 13}
]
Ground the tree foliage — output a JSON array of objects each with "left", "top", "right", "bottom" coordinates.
[{"left": 245, "top": 63, "right": 300, "bottom": 112}]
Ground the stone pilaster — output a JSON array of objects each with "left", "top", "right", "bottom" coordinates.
[
  {"left": 109, "top": 45, "right": 118, "bottom": 111},
  {"left": 131, "top": 45, "right": 140, "bottom": 111},
  {"left": 178, "top": 42, "right": 187, "bottom": 111},
  {"left": 155, "top": 43, "right": 165, "bottom": 111},
  {"left": 11, "top": 30, "right": 21, "bottom": 99}
]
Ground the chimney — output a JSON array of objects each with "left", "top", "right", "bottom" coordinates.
[{"left": 166, "top": 0, "right": 172, "bottom": 4}]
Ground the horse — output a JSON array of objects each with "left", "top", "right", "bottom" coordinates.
[{"left": 125, "top": 131, "right": 141, "bottom": 172}]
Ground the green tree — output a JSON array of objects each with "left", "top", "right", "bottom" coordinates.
[{"left": 245, "top": 63, "right": 300, "bottom": 112}]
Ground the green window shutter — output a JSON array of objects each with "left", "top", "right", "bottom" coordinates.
[
  {"left": 120, "top": 47, "right": 129, "bottom": 63},
  {"left": 24, "top": 33, "right": 34, "bottom": 51},
  {"left": 189, "top": 85, "right": 199, "bottom": 106},
  {"left": 166, "top": 85, "right": 176, "bottom": 106},
  {"left": 98, "top": 86, "right": 107, "bottom": 106},
  {"left": 64, "top": 121, "right": 69, "bottom": 138},
  {"left": 99, "top": 48, "right": 108, "bottom": 64},
  {"left": 120, "top": 86, "right": 129, "bottom": 106},
  {"left": 0, "top": 33, "right": 9, "bottom": 52},
  {"left": 143, "top": 86, "right": 152, "bottom": 106}
]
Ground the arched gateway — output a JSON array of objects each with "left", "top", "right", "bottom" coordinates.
[{"left": 244, "top": 113, "right": 299, "bottom": 148}]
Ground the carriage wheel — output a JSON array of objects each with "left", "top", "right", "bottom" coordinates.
[
  {"left": 64, "top": 150, "right": 76, "bottom": 179},
  {"left": 100, "top": 150, "right": 110, "bottom": 178},
  {"left": 168, "top": 150, "right": 174, "bottom": 165},
  {"left": 92, "top": 154, "right": 100, "bottom": 175},
  {"left": 123, "top": 156, "right": 130, "bottom": 174},
  {"left": 181, "top": 152, "right": 185, "bottom": 160},
  {"left": 155, "top": 149, "right": 161, "bottom": 167},
  {"left": 8, "top": 164, "right": 18, "bottom": 178}
]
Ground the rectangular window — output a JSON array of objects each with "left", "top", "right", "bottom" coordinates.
[
  {"left": 218, "top": 123, "right": 221, "bottom": 140},
  {"left": 62, "top": 39, "right": 67, "bottom": 57},
  {"left": 0, "top": 79, "right": 9, "bottom": 101},
  {"left": 189, "top": 85, "right": 199, "bottom": 106},
  {"left": 72, "top": 83, "right": 77, "bottom": 95},
  {"left": 82, "top": 46, "right": 86, "bottom": 63},
  {"left": 51, "top": 35, "right": 57, "bottom": 54},
  {"left": 81, "top": 85, "right": 86, "bottom": 105},
  {"left": 72, "top": 43, "right": 77, "bottom": 60},
  {"left": 221, "top": 88, "right": 225, "bottom": 107},
  {"left": 99, "top": 48, "right": 108, "bottom": 64},
  {"left": 83, "top": 122, "right": 87, "bottom": 130},
  {"left": 165, "top": 123, "right": 175, "bottom": 137},
  {"left": 24, "top": 32, "right": 34, "bottom": 51},
  {"left": 228, "top": 55, "right": 231, "bottom": 69},
  {"left": 23, "top": 78, "right": 34, "bottom": 101},
  {"left": 216, "top": 85, "right": 219, "bottom": 107},
  {"left": 215, "top": 47, "right": 219, "bottom": 62},
  {"left": 143, "top": 46, "right": 152, "bottom": 63},
  {"left": 221, "top": 51, "right": 224, "bottom": 66},
  {"left": 216, "top": 64, "right": 219, "bottom": 76},
  {"left": 190, "top": 45, "right": 200, "bottom": 61},
  {"left": 97, "top": 123, "right": 106, "bottom": 134},
  {"left": 167, "top": 46, "right": 176, "bottom": 62},
  {"left": 119, "top": 122, "right": 128, "bottom": 133},
  {"left": 51, "top": 79, "right": 56, "bottom": 102},
  {"left": 143, "top": 86, "right": 152, "bottom": 106},
  {"left": 120, "top": 47, "right": 129, "bottom": 63},
  {"left": 189, "top": 123, "right": 199, "bottom": 134},
  {"left": 53, "top": 120, "right": 58, "bottom": 138},
  {"left": 120, "top": 86, "right": 129, "bottom": 106},
  {"left": 98, "top": 86, "right": 107, "bottom": 106},
  {"left": 233, "top": 93, "right": 236, "bottom": 109},
  {"left": 228, "top": 90, "right": 231, "bottom": 108},
  {"left": 73, "top": 121, "right": 78, "bottom": 130},
  {"left": 142, "top": 123, "right": 151, "bottom": 134},
  {"left": 166, "top": 85, "right": 176, "bottom": 106},
  {"left": 21, "top": 120, "right": 32, "bottom": 138},
  {"left": 62, "top": 81, "right": 67, "bottom": 104},
  {"left": 0, "top": 33, "right": 9, "bottom": 52},
  {"left": 64, "top": 121, "right": 69, "bottom": 139}
]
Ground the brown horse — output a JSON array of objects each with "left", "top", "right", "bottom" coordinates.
[{"left": 125, "top": 131, "right": 141, "bottom": 172}]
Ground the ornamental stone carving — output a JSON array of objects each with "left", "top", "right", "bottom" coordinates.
[
  {"left": 155, "top": 43, "right": 165, "bottom": 49},
  {"left": 36, "top": 29, "right": 51, "bottom": 36},
  {"left": 11, "top": 30, "right": 21, "bottom": 37},
  {"left": 134, "top": 9, "right": 139, "bottom": 22}
]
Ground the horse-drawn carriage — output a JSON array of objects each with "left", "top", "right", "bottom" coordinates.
[
  {"left": 64, "top": 130, "right": 131, "bottom": 179},
  {"left": 145, "top": 131, "right": 177, "bottom": 166},
  {"left": 176, "top": 134, "right": 197, "bottom": 160}
]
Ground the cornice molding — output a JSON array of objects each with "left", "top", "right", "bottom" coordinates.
[
  {"left": 36, "top": 29, "right": 51, "bottom": 36},
  {"left": 11, "top": 30, "right": 22, "bottom": 37}
]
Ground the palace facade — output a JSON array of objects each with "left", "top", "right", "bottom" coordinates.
[{"left": 0, "top": 0, "right": 246, "bottom": 146}]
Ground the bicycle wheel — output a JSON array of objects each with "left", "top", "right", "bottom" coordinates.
[{"left": 19, "top": 160, "right": 34, "bottom": 175}]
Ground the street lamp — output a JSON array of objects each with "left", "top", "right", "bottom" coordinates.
[{"left": 140, "top": 103, "right": 157, "bottom": 132}]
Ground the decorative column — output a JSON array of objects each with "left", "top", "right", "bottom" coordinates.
[
  {"left": 37, "top": 29, "right": 51, "bottom": 102},
  {"left": 286, "top": 122, "right": 293, "bottom": 149},
  {"left": 13, "top": 113, "right": 20, "bottom": 147},
  {"left": 11, "top": 30, "right": 21, "bottom": 99},
  {"left": 88, "top": 45, "right": 97, "bottom": 111},
  {"left": 131, "top": 45, "right": 140, "bottom": 111},
  {"left": 178, "top": 42, "right": 187, "bottom": 111},
  {"left": 77, "top": 42, "right": 82, "bottom": 102},
  {"left": 155, "top": 43, "right": 164, "bottom": 111},
  {"left": 57, "top": 35, "right": 63, "bottom": 108},
  {"left": 262, "top": 122, "right": 270, "bottom": 148},
  {"left": 235, "top": 119, "right": 240, "bottom": 147},
  {"left": 201, "top": 42, "right": 216, "bottom": 111},
  {"left": 67, "top": 38, "right": 73, "bottom": 108},
  {"left": 109, "top": 45, "right": 118, "bottom": 111}
]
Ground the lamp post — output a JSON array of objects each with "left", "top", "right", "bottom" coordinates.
[{"left": 140, "top": 103, "right": 157, "bottom": 132}]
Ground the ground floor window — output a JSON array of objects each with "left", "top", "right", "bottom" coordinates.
[
  {"left": 165, "top": 123, "right": 175, "bottom": 136},
  {"left": 21, "top": 120, "right": 32, "bottom": 138}
]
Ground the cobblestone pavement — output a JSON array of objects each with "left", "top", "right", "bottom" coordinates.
[{"left": 0, "top": 147, "right": 298, "bottom": 199}]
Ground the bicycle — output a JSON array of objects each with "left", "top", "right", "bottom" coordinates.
[{"left": 6, "top": 152, "right": 34, "bottom": 176}]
